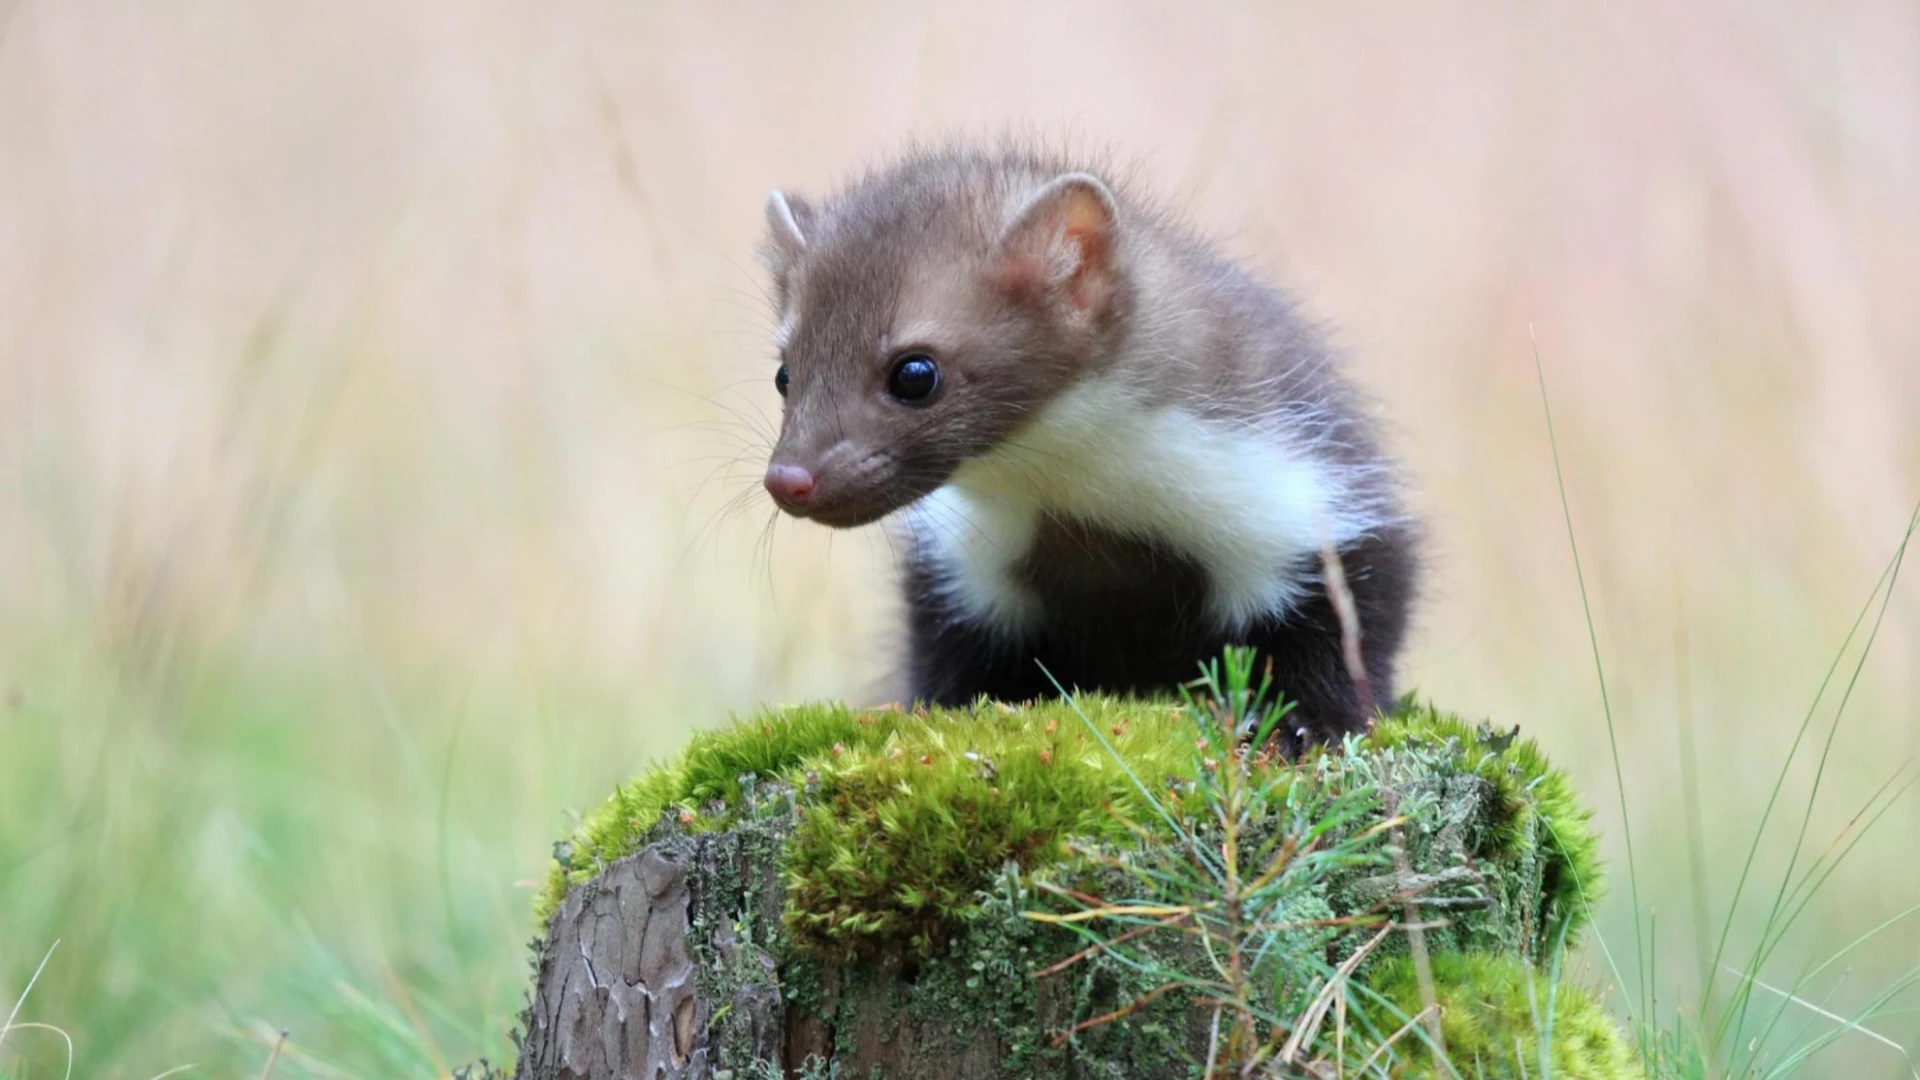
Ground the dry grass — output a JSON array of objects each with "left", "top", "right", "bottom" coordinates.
[{"left": 1, "top": 1, "right": 1915, "bottom": 1076}]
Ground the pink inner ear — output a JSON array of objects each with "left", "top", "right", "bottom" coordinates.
[
  {"left": 995, "top": 251, "right": 1049, "bottom": 303},
  {"left": 1063, "top": 221, "right": 1113, "bottom": 311},
  {"left": 994, "top": 185, "right": 1117, "bottom": 310}
]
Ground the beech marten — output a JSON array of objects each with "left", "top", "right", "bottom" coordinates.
[{"left": 756, "top": 143, "right": 1418, "bottom": 747}]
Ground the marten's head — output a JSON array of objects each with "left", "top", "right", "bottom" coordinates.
[{"left": 758, "top": 157, "right": 1134, "bottom": 527}]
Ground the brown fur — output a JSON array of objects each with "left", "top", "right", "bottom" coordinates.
[{"left": 759, "top": 141, "right": 1419, "bottom": 738}]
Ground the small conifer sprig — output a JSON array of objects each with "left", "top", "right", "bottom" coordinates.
[{"left": 1026, "top": 646, "right": 1440, "bottom": 1078}]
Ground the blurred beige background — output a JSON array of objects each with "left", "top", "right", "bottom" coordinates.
[{"left": 2, "top": 1, "right": 1917, "bottom": 1075}]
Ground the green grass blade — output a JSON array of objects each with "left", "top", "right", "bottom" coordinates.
[
  {"left": 1703, "top": 502, "right": 1919, "bottom": 1042},
  {"left": 1531, "top": 326, "right": 1649, "bottom": 1020},
  {"left": 1719, "top": 501, "right": 1918, "bottom": 1053}
]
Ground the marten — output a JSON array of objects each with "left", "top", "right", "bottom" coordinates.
[{"left": 754, "top": 143, "right": 1418, "bottom": 748}]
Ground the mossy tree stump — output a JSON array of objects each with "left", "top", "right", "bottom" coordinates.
[{"left": 510, "top": 699, "right": 1638, "bottom": 1079}]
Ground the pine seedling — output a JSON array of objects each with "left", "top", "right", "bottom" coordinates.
[{"left": 1026, "top": 646, "right": 1417, "bottom": 1078}]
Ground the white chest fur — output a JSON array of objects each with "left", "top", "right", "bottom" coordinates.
[{"left": 894, "top": 374, "right": 1384, "bottom": 634}]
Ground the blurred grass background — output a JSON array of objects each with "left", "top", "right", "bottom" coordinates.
[{"left": 2, "top": 1, "right": 1917, "bottom": 1076}]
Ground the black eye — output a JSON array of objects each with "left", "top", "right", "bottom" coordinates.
[
  {"left": 774, "top": 364, "right": 789, "bottom": 398},
  {"left": 887, "top": 353, "right": 940, "bottom": 404}
]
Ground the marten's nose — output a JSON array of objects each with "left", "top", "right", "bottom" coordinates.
[{"left": 763, "top": 463, "right": 816, "bottom": 508}]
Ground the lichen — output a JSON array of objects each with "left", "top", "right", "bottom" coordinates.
[
  {"left": 924, "top": 866, "right": 1201, "bottom": 1077},
  {"left": 1364, "top": 703, "right": 1604, "bottom": 944}
]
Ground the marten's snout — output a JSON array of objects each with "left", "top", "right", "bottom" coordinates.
[
  {"left": 764, "top": 429, "right": 931, "bottom": 527},
  {"left": 763, "top": 463, "right": 816, "bottom": 510}
]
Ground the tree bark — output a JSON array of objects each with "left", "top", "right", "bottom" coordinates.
[
  {"left": 516, "top": 824, "right": 796, "bottom": 1080},
  {"left": 510, "top": 740, "right": 1579, "bottom": 1080}
]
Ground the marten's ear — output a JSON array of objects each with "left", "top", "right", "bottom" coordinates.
[
  {"left": 995, "top": 173, "right": 1121, "bottom": 314},
  {"left": 761, "top": 190, "right": 813, "bottom": 273}
]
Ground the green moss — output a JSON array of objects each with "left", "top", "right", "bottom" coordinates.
[
  {"left": 536, "top": 696, "right": 1204, "bottom": 929},
  {"left": 782, "top": 697, "right": 1212, "bottom": 960},
  {"left": 537, "top": 700, "right": 897, "bottom": 924},
  {"left": 1365, "top": 952, "right": 1645, "bottom": 1079},
  {"left": 538, "top": 696, "right": 1603, "bottom": 970},
  {"left": 530, "top": 694, "right": 1635, "bottom": 1075}
]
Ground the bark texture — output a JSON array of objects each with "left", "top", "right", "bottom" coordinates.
[
  {"left": 517, "top": 823, "right": 795, "bottom": 1080},
  {"left": 513, "top": 773, "right": 1561, "bottom": 1078},
  {"left": 517, "top": 847, "right": 712, "bottom": 1078},
  {"left": 506, "top": 707, "right": 1621, "bottom": 1080}
]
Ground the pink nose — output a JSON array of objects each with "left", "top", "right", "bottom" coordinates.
[{"left": 763, "top": 463, "right": 816, "bottom": 507}]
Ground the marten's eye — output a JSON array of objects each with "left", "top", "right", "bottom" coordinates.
[
  {"left": 774, "top": 364, "right": 789, "bottom": 398},
  {"left": 887, "top": 353, "right": 940, "bottom": 405}
]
